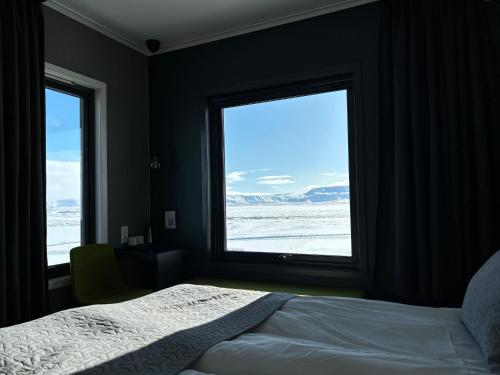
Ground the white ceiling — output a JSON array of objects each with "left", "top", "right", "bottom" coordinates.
[{"left": 44, "top": 0, "right": 377, "bottom": 56}]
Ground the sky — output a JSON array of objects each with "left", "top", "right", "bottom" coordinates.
[
  {"left": 45, "top": 88, "right": 81, "bottom": 203},
  {"left": 224, "top": 90, "right": 350, "bottom": 195},
  {"left": 44, "top": 88, "right": 350, "bottom": 202}
]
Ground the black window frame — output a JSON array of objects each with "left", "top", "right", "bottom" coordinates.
[
  {"left": 45, "top": 78, "right": 95, "bottom": 278},
  {"left": 207, "top": 73, "right": 363, "bottom": 271}
]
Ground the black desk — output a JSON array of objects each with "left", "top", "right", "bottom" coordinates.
[{"left": 115, "top": 246, "right": 184, "bottom": 291}]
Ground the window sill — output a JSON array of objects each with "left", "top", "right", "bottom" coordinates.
[
  {"left": 204, "top": 259, "right": 366, "bottom": 290},
  {"left": 212, "top": 251, "right": 359, "bottom": 271}
]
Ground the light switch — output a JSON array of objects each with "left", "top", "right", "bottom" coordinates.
[
  {"left": 165, "top": 211, "right": 176, "bottom": 230},
  {"left": 120, "top": 226, "right": 128, "bottom": 243}
]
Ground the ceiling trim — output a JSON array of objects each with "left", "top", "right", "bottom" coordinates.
[
  {"left": 156, "top": 0, "right": 379, "bottom": 54},
  {"left": 44, "top": 0, "right": 149, "bottom": 55},
  {"left": 44, "top": 0, "right": 378, "bottom": 57}
]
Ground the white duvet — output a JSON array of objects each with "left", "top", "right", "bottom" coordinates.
[{"left": 181, "top": 296, "right": 490, "bottom": 375}]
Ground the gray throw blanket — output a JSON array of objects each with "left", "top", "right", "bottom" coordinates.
[{"left": 0, "top": 284, "right": 293, "bottom": 374}]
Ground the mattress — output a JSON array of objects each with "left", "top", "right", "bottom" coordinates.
[{"left": 183, "top": 296, "right": 491, "bottom": 375}]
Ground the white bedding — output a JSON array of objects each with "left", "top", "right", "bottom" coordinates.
[{"left": 181, "top": 296, "right": 490, "bottom": 375}]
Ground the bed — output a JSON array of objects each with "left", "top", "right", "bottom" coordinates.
[
  {"left": 185, "top": 295, "right": 491, "bottom": 375},
  {"left": 0, "top": 283, "right": 493, "bottom": 374}
]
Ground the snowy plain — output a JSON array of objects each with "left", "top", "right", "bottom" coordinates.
[
  {"left": 226, "top": 201, "right": 351, "bottom": 256},
  {"left": 47, "top": 204, "right": 80, "bottom": 266},
  {"left": 46, "top": 196, "right": 352, "bottom": 266}
]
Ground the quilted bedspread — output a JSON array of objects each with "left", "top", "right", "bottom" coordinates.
[{"left": 0, "top": 284, "right": 293, "bottom": 374}]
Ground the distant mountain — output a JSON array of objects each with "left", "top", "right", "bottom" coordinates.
[
  {"left": 226, "top": 186, "right": 349, "bottom": 205},
  {"left": 302, "top": 186, "right": 350, "bottom": 202}
]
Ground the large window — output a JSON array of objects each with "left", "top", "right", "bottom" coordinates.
[
  {"left": 208, "top": 75, "right": 361, "bottom": 267},
  {"left": 45, "top": 79, "right": 94, "bottom": 274}
]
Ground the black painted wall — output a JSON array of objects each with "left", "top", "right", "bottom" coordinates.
[
  {"left": 149, "top": 3, "right": 382, "bottom": 288},
  {"left": 44, "top": 7, "right": 150, "bottom": 246}
]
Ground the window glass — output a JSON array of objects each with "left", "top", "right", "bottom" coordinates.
[
  {"left": 223, "top": 90, "right": 352, "bottom": 257},
  {"left": 45, "top": 88, "right": 82, "bottom": 266}
]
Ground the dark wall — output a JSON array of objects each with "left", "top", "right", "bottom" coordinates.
[
  {"left": 49, "top": 286, "right": 74, "bottom": 313},
  {"left": 149, "top": 3, "right": 382, "bottom": 287},
  {"left": 44, "top": 7, "right": 150, "bottom": 246}
]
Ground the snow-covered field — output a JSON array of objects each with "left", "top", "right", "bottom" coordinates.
[
  {"left": 226, "top": 202, "right": 352, "bottom": 256},
  {"left": 47, "top": 205, "right": 80, "bottom": 266},
  {"left": 46, "top": 201, "right": 352, "bottom": 265}
]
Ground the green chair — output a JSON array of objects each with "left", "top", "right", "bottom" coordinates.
[{"left": 70, "top": 244, "right": 151, "bottom": 305}]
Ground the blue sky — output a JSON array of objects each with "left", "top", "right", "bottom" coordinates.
[
  {"left": 45, "top": 88, "right": 81, "bottom": 202},
  {"left": 46, "top": 88, "right": 81, "bottom": 162},
  {"left": 44, "top": 88, "right": 350, "bottom": 201},
  {"left": 224, "top": 90, "right": 350, "bottom": 195}
]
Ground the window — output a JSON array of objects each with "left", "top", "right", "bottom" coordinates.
[
  {"left": 208, "top": 75, "right": 361, "bottom": 268},
  {"left": 45, "top": 79, "right": 94, "bottom": 275}
]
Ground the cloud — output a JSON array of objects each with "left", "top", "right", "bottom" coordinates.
[
  {"left": 247, "top": 168, "right": 272, "bottom": 174},
  {"left": 258, "top": 179, "right": 294, "bottom": 185},
  {"left": 46, "top": 115, "right": 63, "bottom": 129},
  {"left": 322, "top": 172, "right": 349, "bottom": 178},
  {"left": 320, "top": 172, "right": 350, "bottom": 186},
  {"left": 257, "top": 175, "right": 294, "bottom": 185},
  {"left": 226, "top": 171, "right": 246, "bottom": 184},
  {"left": 257, "top": 175, "right": 292, "bottom": 180},
  {"left": 328, "top": 180, "right": 350, "bottom": 186},
  {"left": 226, "top": 190, "right": 273, "bottom": 196},
  {"left": 46, "top": 160, "right": 81, "bottom": 202},
  {"left": 46, "top": 150, "right": 80, "bottom": 162}
]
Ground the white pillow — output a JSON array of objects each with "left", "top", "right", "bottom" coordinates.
[{"left": 461, "top": 250, "right": 500, "bottom": 371}]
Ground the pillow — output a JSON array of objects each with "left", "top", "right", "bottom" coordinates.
[{"left": 461, "top": 250, "right": 500, "bottom": 370}]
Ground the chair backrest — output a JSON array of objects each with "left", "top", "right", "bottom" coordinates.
[{"left": 70, "top": 244, "right": 126, "bottom": 304}]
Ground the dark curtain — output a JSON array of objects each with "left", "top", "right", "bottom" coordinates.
[
  {"left": 0, "top": 0, "right": 48, "bottom": 326},
  {"left": 372, "top": 0, "right": 500, "bottom": 307}
]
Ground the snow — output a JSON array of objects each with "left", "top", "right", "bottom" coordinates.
[
  {"left": 47, "top": 204, "right": 80, "bottom": 266},
  {"left": 226, "top": 201, "right": 352, "bottom": 256},
  {"left": 46, "top": 200, "right": 353, "bottom": 266}
]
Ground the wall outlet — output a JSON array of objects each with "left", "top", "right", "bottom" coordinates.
[
  {"left": 165, "top": 210, "right": 176, "bottom": 230},
  {"left": 120, "top": 226, "right": 129, "bottom": 243}
]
